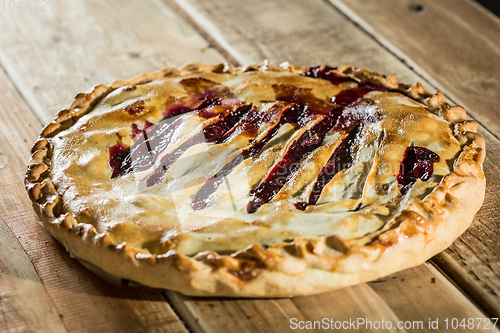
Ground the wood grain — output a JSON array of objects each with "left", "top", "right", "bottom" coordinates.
[
  {"left": 434, "top": 122, "right": 500, "bottom": 318},
  {"left": 0, "top": 64, "right": 187, "bottom": 333},
  {"left": 329, "top": 0, "right": 500, "bottom": 139},
  {"left": 0, "top": 0, "right": 225, "bottom": 124},
  {"left": 326, "top": 0, "right": 500, "bottom": 318},
  {"left": 164, "top": 0, "right": 430, "bottom": 85},
  {"left": 0, "top": 1, "right": 224, "bottom": 331},
  {"left": 0, "top": 217, "right": 67, "bottom": 333},
  {"left": 165, "top": 0, "right": 500, "bottom": 319},
  {"left": 168, "top": 264, "right": 494, "bottom": 333},
  {"left": 0, "top": 1, "right": 226, "bottom": 331},
  {"left": 0, "top": 0, "right": 498, "bottom": 331}
]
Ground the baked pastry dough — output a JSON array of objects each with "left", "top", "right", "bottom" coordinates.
[{"left": 26, "top": 62, "right": 486, "bottom": 297}]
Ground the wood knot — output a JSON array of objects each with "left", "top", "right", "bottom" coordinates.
[{"left": 408, "top": 3, "right": 425, "bottom": 13}]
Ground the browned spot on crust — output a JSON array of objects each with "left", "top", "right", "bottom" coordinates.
[
  {"left": 272, "top": 84, "right": 334, "bottom": 114},
  {"left": 375, "top": 211, "right": 429, "bottom": 247},
  {"left": 228, "top": 260, "right": 265, "bottom": 280},
  {"left": 125, "top": 100, "right": 146, "bottom": 115},
  {"left": 375, "top": 184, "right": 389, "bottom": 195},
  {"left": 180, "top": 77, "right": 221, "bottom": 94}
]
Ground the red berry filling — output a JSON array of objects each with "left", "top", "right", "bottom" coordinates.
[{"left": 397, "top": 145, "right": 440, "bottom": 194}]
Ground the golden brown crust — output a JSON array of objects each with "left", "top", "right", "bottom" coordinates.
[{"left": 25, "top": 61, "right": 486, "bottom": 297}]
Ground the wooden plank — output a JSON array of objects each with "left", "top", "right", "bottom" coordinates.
[
  {"left": 0, "top": 0, "right": 223, "bottom": 331},
  {"left": 324, "top": 0, "right": 500, "bottom": 318},
  {"left": 0, "top": 0, "right": 498, "bottom": 331},
  {"left": 0, "top": 217, "right": 67, "bottom": 333},
  {"left": 164, "top": 0, "right": 427, "bottom": 84},
  {"left": 0, "top": 0, "right": 225, "bottom": 124},
  {"left": 0, "top": 65, "right": 187, "bottom": 333},
  {"left": 328, "top": 0, "right": 500, "bottom": 138},
  {"left": 164, "top": 0, "right": 500, "bottom": 319},
  {"left": 168, "top": 264, "right": 495, "bottom": 333},
  {"left": 433, "top": 124, "right": 500, "bottom": 317}
]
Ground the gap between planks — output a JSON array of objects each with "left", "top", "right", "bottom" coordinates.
[
  {"left": 162, "top": 0, "right": 241, "bottom": 67},
  {"left": 164, "top": 264, "right": 496, "bottom": 333},
  {"left": 0, "top": 1, "right": 224, "bottom": 331},
  {"left": 323, "top": 0, "right": 500, "bottom": 318},
  {"left": 160, "top": 0, "right": 500, "bottom": 320},
  {"left": 326, "top": 0, "right": 500, "bottom": 142},
  {"left": 0, "top": 61, "right": 189, "bottom": 333},
  {"left": 0, "top": 0, "right": 496, "bottom": 330},
  {"left": 0, "top": 216, "right": 68, "bottom": 333},
  {"left": 0, "top": 18, "right": 193, "bottom": 333}
]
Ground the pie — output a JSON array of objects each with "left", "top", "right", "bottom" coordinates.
[{"left": 25, "top": 61, "right": 486, "bottom": 297}]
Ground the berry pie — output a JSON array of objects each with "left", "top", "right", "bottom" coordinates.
[{"left": 26, "top": 62, "right": 486, "bottom": 297}]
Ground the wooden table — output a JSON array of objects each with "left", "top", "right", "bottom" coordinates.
[{"left": 0, "top": 0, "right": 499, "bottom": 332}]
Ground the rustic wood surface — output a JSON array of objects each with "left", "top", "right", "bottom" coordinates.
[
  {"left": 167, "top": 264, "right": 492, "bottom": 333},
  {"left": 0, "top": 65, "right": 187, "bottom": 333},
  {"left": 326, "top": 0, "right": 500, "bottom": 318},
  {"left": 167, "top": 0, "right": 500, "bottom": 320},
  {"left": 0, "top": 217, "right": 67, "bottom": 333},
  {"left": 330, "top": 0, "right": 500, "bottom": 139},
  {"left": 0, "top": 0, "right": 224, "bottom": 124},
  {"left": 0, "top": 0, "right": 498, "bottom": 332}
]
